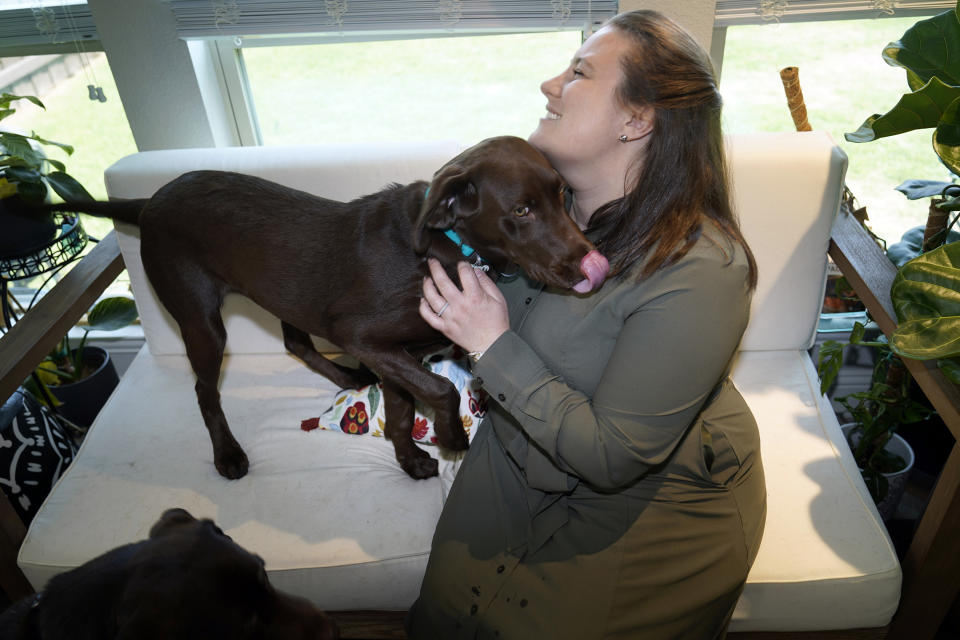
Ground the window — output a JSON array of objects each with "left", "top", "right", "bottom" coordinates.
[
  {"left": 241, "top": 30, "right": 583, "bottom": 146},
  {"left": 1, "top": 50, "right": 137, "bottom": 298},
  {"left": 719, "top": 16, "right": 950, "bottom": 245}
]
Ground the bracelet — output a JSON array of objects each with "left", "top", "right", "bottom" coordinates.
[{"left": 467, "top": 350, "right": 485, "bottom": 364}]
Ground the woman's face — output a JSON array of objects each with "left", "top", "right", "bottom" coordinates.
[{"left": 528, "top": 25, "right": 637, "bottom": 172}]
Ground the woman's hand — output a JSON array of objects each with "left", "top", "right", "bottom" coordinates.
[{"left": 419, "top": 258, "right": 510, "bottom": 354}]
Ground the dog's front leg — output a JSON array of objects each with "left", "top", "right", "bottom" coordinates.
[
  {"left": 366, "top": 350, "right": 468, "bottom": 451},
  {"left": 352, "top": 346, "right": 468, "bottom": 479},
  {"left": 381, "top": 381, "right": 438, "bottom": 479}
]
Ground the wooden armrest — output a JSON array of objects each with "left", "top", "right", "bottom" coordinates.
[
  {"left": 829, "top": 211, "right": 960, "bottom": 640},
  {"left": 829, "top": 211, "right": 960, "bottom": 440},
  {"left": 0, "top": 230, "right": 124, "bottom": 404},
  {"left": 0, "top": 230, "right": 124, "bottom": 602}
]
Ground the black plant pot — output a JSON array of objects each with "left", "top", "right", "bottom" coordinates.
[
  {"left": 51, "top": 346, "right": 120, "bottom": 429},
  {"left": 0, "top": 195, "right": 57, "bottom": 258}
]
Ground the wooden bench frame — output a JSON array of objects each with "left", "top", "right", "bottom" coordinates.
[{"left": 2, "top": 215, "right": 956, "bottom": 638}]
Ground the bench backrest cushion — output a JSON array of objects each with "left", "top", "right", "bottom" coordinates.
[
  {"left": 104, "top": 132, "right": 847, "bottom": 356},
  {"left": 105, "top": 141, "right": 465, "bottom": 355}
]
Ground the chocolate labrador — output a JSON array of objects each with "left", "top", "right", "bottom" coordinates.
[
  {"left": 0, "top": 508, "right": 338, "bottom": 640},
  {"left": 37, "top": 136, "right": 609, "bottom": 479}
]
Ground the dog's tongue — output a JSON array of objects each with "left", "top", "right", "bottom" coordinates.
[{"left": 573, "top": 250, "right": 610, "bottom": 293}]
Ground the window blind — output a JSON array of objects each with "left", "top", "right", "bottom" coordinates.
[
  {"left": 166, "top": 0, "right": 618, "bottom": 40},
  {"left": 0, "top": 2, "right": 98, "bottom": 50},
  {"left": 716, "top": 0, "right": 956, "bottom": 26}
]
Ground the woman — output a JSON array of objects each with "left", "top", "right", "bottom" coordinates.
[{"left": 408, "top": 10, "right": 765, "bottom": 639}]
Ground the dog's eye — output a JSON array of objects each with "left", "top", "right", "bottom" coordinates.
[{"left": 514, "top": 205, "right": 530, "bottom": 217}]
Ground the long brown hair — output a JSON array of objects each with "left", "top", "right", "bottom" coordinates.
[{"left": 588, "top": 10, "right": 757, "bottom": 288}]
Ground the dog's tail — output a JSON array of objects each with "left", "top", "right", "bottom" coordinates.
[{"left": 37, "top": 198, "right": 148, "bottom": 226}]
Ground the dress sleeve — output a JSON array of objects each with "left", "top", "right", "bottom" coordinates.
[{"left": 472, "top": 251, "right": 752, "bottom": 491}]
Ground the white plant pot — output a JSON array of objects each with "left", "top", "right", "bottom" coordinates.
[{"left": 841, "top": 423, "right": 915, "bottom": 521}]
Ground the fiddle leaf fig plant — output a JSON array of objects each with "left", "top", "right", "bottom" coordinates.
[
  {"left": 842, "top": 0, "right": 960, "bottom": 387},
  {"left": 845, "top": 0, "right": 960, "bottom": 232},
  {"left": 890, "top": 241, "right": 960, "bottom": 382}
]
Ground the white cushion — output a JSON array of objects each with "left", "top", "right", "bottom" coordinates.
[
  {"left": 730, "top": 131, "right": 848, "bottom": 352},
  {"left": 19, "top": 348, "right": 461, "bottom": 610},
  {"left": 729, "top": 350, "right": 900, "bottom": 631},
  {"left": 19, "top": 347, "right": 900, "bottom": 629}
]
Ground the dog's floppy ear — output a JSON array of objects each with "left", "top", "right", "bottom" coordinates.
[
  {"left": 412, "top": 163, "right": 478, "bottom": 254},
  {"left": 149, "top": 508, "right": 197, "bottom": 538}
]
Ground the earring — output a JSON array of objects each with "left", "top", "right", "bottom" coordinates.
[{"left": 619, "top": 134, "right": 629, "bottom": 143}]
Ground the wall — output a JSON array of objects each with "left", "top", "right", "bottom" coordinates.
[{"left": 617, "top": 0, "right": 718, "bottom": 49}]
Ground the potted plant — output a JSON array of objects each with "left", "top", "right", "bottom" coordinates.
[
  {"left": 818, "top": 327, "right": 933, "bottom": 518},
  {"left": 26, "top": 296, "right": 138, "bottom": 430},
  {"left": 0, "top": 92, "right": 93, "bottom": 259}
]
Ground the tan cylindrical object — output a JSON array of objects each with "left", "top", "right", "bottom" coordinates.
[{"left": 780, "top": 66, "right": 812, "bottom": 132}]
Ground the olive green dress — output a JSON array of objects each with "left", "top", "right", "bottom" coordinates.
[{"left": 407, "top": 225, "right": 767, "bottom": 640}]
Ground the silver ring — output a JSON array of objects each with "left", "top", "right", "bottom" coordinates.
[{"left": 436, "top": 301, "right": 449, "bottom": 317}]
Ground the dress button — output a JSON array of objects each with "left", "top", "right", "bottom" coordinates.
[
  {"left": 470, "top": 604, "right": 478, "bottom": 615},
  {"left": 524, "top": 297, "right": 532, "bottom": 304},
  {"left": 498, "top": 393, "right": 506, "bottom": 402},
  {"left": 497, "top": 565, "right": 505, "bottom": 573}
]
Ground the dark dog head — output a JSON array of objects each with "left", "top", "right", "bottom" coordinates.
[
  {"left": 414, "top": 136, "right": 609, "bottom": 292},
  {"left": 116, "top": 508, "right": 339, "bottom": 640}
]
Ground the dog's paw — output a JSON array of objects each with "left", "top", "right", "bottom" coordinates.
[
  {"left": 398, "top": 447, "right": 439, "bottom": 480},
  {"left": 215, "top": 447, "right": 250, "bottom": 480}
]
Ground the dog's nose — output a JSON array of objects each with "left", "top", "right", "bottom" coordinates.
[{"left": 572, "top": 250, "right": 609, "bottom": 293}]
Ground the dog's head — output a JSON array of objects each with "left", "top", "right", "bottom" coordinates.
[
  {"left": 116, "top": 508, "right": 339, "bottom": 640},
  {"left": 414, "top": 136, "right": 608, "bottom": 293}
]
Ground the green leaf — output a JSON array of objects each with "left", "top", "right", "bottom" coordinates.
[
  {"left": 12, "top": 179, "right": 47, "bottom": 203},
  {"left": 891, "top": 316, "right": 960, "bottom": 359},
  {"left": 0, "top": 177, "right": 16, "bottom": 199},
  {"left": 29, "top": 133, "right": 73, "bottom": 156},
  {"left": 0, "top": 132, "right": 45, "bottom": 168},
  {"left": 887, "top": 224, "right": 960, "bottom": 266},
  {"left": 890, "top": 241, "right": 960, "bottom": 359},
  {"left": 895, "top": 179, "right": 955, "bottom": 199},
  {"left": 860, "top": 467, "right": 889, "bottom": 504},
  {"left": 935, "top": 96, "right": 960, "bottom": 174},
  {"left": 0, "top": 93, "right": 44, "bottom": 110},
  {"left": 367, "top": 384, "right": 380, "bottom": 418},
  {"left": 845, "top": 77, "right": 960, "bottom": 143},
  {"left": 939, "top": 357, "right": 960, "bottom": 383},
  {"left": 86, "top": 297, "right": 138, "bottom": 332},
  {"left": 817, "top": 340, "right": 845, "bottom": 395},
  {"left": 850, "top": 321, "right": 867, "bottom": 344},
  {"left": 939, "top": 194, "right": 960, "bottom": 211},
  {"left": 2, "top": 166, "right": 42, "bottom": 182},
  {"left": 882, "top": 8, "right": 960, "bottom": 91},
  {"left": 45, "top": 171, "right": 93, "bottom": 202}
]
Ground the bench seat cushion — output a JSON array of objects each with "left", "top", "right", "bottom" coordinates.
[{"left": 19, "top": 347, "right": 900, "bottom": 630}]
